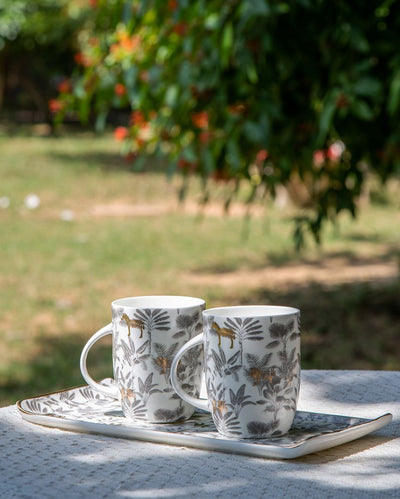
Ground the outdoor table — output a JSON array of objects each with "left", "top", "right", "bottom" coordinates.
[{"left": 1, "top": 370, "right": 399, "bottom": 498}]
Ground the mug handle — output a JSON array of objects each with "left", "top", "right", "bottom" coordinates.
[
  {"left": 79, "top": 323, "right": 119, "bottom": 398},
  {"left": 170, "top": 333, "right": 210, "bottom": 412}
]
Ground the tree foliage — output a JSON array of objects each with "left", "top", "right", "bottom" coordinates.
[
  {"left": 56, "top": 0, "right": 400, "bottom": 246},
  {"left": 0, "top": 0, "right": 87, "bottom": 116}
]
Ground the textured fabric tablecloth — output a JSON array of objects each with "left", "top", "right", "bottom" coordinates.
[{"left": 0, "top": 370, "right": 399, "bottom": 498}]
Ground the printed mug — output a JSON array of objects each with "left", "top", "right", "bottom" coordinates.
[
  {"left": 170, "top": 305, "right": 301, "bottom": 438},
  {"left": 80, "top": 296, "right": 205, "bottom": 423}
]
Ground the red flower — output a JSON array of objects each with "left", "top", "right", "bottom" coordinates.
[
  {"left": 199, "top": 131, "right": 212, "bottom": 144},
  {"left": 326, "top": 142, "right": 343, "bottom": 161},
  {"left": 48, "top": 99, "right": 64, "bottom": 114},
  {"left": 313, "top": 150, "right": 325, "bottom": 167},
  {"left": 191, "top": 111, "right": 209, "bottom": 129},
  {"left": 173, "top": 22, "right": 188, "bottom": 36},
  {"left": 57, "top": 79, "right": 72, "bottom": 94},
  {"left": 74, "top": 52, "right": 91, "bottom": 67},
  {"left": 256, "top": 149, "right": 268, "bottom": 163},
  {"left": 168, "top": 0, "right": 178, "bottom": 11},
  {"left": 114, "top": 83, "right": 126, "bottom": 97},
  {"left": 114, "top": 126, "right": 129, "bottom": 141},
  {"left": 130, "top": 111, "right": 145, "bottom": 126}
]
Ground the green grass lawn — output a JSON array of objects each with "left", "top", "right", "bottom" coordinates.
[{"left": 1, "top": 128, "right": 399, "bottom": 406}]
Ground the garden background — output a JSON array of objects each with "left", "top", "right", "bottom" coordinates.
[{"left": 0, "top": 0, "right": 399, "bottom": 407}]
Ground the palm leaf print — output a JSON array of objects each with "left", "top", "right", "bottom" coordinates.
[
  {"left": 133, "top": 309, "right": 170, "bottom": 332},
  {"left": 120, "top": 392, "right": 147, "bottom": 419},
  {"left": 226, "top": 384, "right": 255, "bottom": 418},
  {"left": 212, "top": 409, "right": 242, "bottom": 437},
  {"left": 211, "top": 347, "right": 241, "bottom": 382},
  {"left": 132, "top": 309, "right": 171, "bottom": 355},
  {"left": 225, "top": 317, "right": 264, "bottom": 342},
  {"left": 137, "top": 372, "right": 162, "bottom": 404},
  {"left": 206, "top": 378, "right": 242, "bottom": 436},
  {"left": 117, "top": 338, "right": 151, "bottom": 368},
  {"left": 224, "top": 316, "right": 264, "bottom": 363}
]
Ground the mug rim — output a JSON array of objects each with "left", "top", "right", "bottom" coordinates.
[
  {"left": 112, "top": 295, "right": 205, "bottom": 310},
  {"left": 203, "top": 305, "right": 299, "bottom": 318}
]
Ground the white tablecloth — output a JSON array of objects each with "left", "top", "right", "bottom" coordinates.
[{"left": 1, "top": 370, "right": 399, "bottom": 498}]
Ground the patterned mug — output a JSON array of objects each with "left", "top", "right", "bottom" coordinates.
[
  {"left": 170, "top": 305, "right": 301, "bottom": 438},
  {"left": 80, "top": 296, "right": 205, "bottom": 423}
]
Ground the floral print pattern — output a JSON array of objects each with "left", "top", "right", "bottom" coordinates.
[
  {"left": 111, "top": 304, "right": 204, "bottom": 423},
  {"left": 203, "top": 311, "right": 301, "bottom": 438}
]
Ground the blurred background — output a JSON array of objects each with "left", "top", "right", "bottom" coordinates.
[{"left": 1, "top": 0, "right": 399, "bottom": 406}]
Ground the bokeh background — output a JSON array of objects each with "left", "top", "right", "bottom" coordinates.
[{"left": 0, "top": 0, "right": 399, "bottom": 406}]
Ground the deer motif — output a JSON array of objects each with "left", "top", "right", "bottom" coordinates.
[
  {"left": 121, "top": 313, "right": 146, "bottom": 338},
  {"left": 211, "top": 322, "right": 235, "bottom": 349}
]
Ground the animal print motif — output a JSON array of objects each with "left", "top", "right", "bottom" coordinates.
[
  {"left": 113, "top": 304, "right": 204, "bottom": 423},
  {"left": 203, "top": 312, "right": 300, "bottom": 438}
]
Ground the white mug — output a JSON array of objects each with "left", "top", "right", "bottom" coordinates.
[
  {"left": 171, "top": 305, "right": 301, "bottom": 438},
  {"left": 80, "top": 296, "right": 205, "bottom": 423}
]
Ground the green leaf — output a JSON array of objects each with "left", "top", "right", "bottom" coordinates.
[
  {"left": 349, "top": 29, "right": 369, "bottom": 53},
  {"left": 221, "top": 22, "right": 234, "bottom": 67},
  {"left": 353, "top": 77, "right": 382, "bottom": 98},
  {"left": 182, "top": 146, "right": 197, "bottom": 163},
  {"left": 241, "top": 0, "right": 271, "bottom": 18},
  {"left": 78, "top": 98, "right": 90, "bottom": 125},
  {"left": 94, "top": 110, "right": 107, "bottom": 133},
  {"left": 201, "top": 148, "right": 215, "bottom": 174},
  {"left": 74, "top": 80, "right": 87, "bottom": 100},
  {"left": 204, "top": 13, "right": 220, "bottom": 30},
  {"left": 244, "top": 121, "right": 264, "bottom": 144},
  {"left": 316, "top": 97, "right": 337, "bottom": 146},
  {"left": 123, "top": 66, "right": 138, "bottom": 88},
  {"left": 165, "top": 85, "right": 179, "bottom": 107},
  {"left": 351, "top": 100, "right": 374, "bottom": 121},
  {"left": 388, "top": 72, "right": 400, "bottom": 115},
  {"left": 227, "top": 139, "right": 241, "bottom": 169},
  {"left": 246, "top": 63, "right": 258, "bottom": 83}
]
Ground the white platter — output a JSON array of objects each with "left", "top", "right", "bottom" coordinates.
[{"left": 17, "top": 381, "right": 392, "bottom": 460}]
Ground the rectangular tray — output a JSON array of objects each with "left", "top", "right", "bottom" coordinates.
[{"left": 17, "top": 381, "right": 392, "bottom": 460}]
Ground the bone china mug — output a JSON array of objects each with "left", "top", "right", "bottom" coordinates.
[
  {"left": 170, "top": 305, "right": 301, "bottom": 438},
  {"left": 80, "top": 296, "right": 205, "bottom": 423}
]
